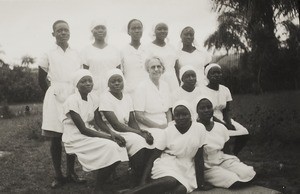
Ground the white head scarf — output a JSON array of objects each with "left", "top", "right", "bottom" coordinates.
[
  {"left": 90, "top": 19, "right": 107, "bottom": 31},
  {"left": 195, "top": 95, "right": 213, "bottom": 116},
  {"left": 204, "top": 63, "right": 221, "bottom": 77},
  {"left": 172, "top": 100, "right": 193, "bottom": 116},
  {"left": 73, "top": 69, "right": 93, "bottom": 88},
  {"left": 179, "top": 65, "right": 197, "bottom": 82},
  {"left": 105, "top": 68, "right": 126, "bottom": 91}
]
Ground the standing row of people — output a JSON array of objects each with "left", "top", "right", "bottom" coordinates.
[{"left": 38, "top": 19, "right": 254, "bottom": 194}]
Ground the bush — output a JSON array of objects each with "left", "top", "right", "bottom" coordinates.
[{"left": 0, "top": 66, "right": 44, "bottom": 103}]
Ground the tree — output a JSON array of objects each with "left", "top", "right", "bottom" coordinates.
[
  {"left": 21, "top": 55, "right": 35, "bottom": 67},
  {"left": 208, "top": 0, "right": 299, "bottom": 92}
]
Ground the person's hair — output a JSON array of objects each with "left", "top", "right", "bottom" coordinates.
[
  {"left": 196, "top": 98, "right": 211, "bottom": 113},
  {"left": 52, "top": 20, "right": 68, "bottom": 32},
  {"left": 180, "top": 26, "right": 194, "bottom": 37},
  {"left": 144, "top": 56, "right": 165, "bottom": 73},
  {"left": 127, "top": 19, "right": 143, "bottom": 33}
]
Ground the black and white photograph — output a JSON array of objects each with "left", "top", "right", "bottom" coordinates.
[{"left": 0, "top": 0, "right": 299, "bottom": 193}]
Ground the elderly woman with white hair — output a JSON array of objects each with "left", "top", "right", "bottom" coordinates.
[
  {"left": 172, "top": 65, "right": 204, "bottom": 120},
  {"left": 99, "top": 68, "right": 157, "bottom": 184},
  {"left": 147, "top": 22, "right": 179, "bottom": 91},
  {"left": 133, "top": 56, "right": 172, "bottom": 130},
  {"left": 81, "top": 19, "right": 121, "bottom": 95},
  {"left": 201, "top": 63, "right": 249, "bottom": 155},
  {"left": 62, "top": 69, "right": 128, "bottom": 193}
]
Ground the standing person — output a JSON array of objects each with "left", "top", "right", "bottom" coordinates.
[
  {"left": 133, "top": 56, "right": 172, "bottom": 130},
  {"left": 202, "top": 63, "right": 249, "bottom": 155},
  {"left": 62, "top": 69, "right": 128, "bottom": 194},
  {"left": 196, "top": 96, "right": 256, "bottom": 189},
  {"left": 147, "top": 22, "right": 179, "bottom": 92},
  {"left": 121, "top": 19, "right": 148, "bottom": 95},
  {"left": 172, "top": 65, "right": 203, "bottom": 120},
  {"left": 38, "top": 20, "right": 85, "bottom": 188},
  {"left": 99, "top": 69, "right": 157, "bottom": 184},
  {"left": 81, "top": 19, "right": 121, "bottom": 95},
  {"left": 123, "top": 100, "right": 210, "bottom": 194},
  {"left": 175, "top": 26, "right": 211, "bottom": 86}
]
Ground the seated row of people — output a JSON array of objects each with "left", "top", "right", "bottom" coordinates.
[{"left": 61, "top": 57, "right": 255, "bottom": 193}]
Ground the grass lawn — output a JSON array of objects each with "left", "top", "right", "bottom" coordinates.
[{"left": 0, "top": 90, "right": 299, "bottom": 193}]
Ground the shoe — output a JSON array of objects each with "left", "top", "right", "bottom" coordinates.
[
  {"left": 66, "top": 173, "right": 87, "bottom": 184},
  {"left": 51, "top": 177, "right": 66, "bottom": 189}
]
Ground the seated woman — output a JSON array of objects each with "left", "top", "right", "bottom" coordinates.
[
  {"left": 99, "top": 69, "right": 156, "bottom": 183},
  {"left": 202, "top": 63, "right": 249, "bottom": 155},
  {"left": 196, "top": 96, "right": 256, "bottom": 189},
  {"left": 172, "top": 65, "right": 203, "bottom": 120},
  {"left": 62, "top": 69, "right": 128, "bottom": 193},
  {"left": 123, "top": 100, "right": 209, "bottom": 194},
  {"left": 134, "top": 56, "right": 172, "bottom": 130}
]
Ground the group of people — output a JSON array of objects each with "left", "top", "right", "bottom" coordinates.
[{"left": 38, "top": 19, "right": 255, "bottom": 194}]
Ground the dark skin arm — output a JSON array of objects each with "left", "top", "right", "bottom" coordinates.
[
  {"left": 174, "top": 60, "right": 181, "bottom": 85},
  {"left": 223, "top": 139, "right": 234, "bottom": 155},
  {"left": 69, "top": 110, "right": 112, "bottom": 140},
  {"left": 195, "top": 146, "right": 214, "bottom": 191},
  {"left": 38, "top": 67, "right": 49, "bottom": 94},
  {"left": 139, "top": 148, "right": 163, "bottom": 185},
  {"left": 94, "top": 109, "right": 126, "bottom": 147},
  {"left": 103, "top": 111, "right": 153, "bottom": 145},
  {"left": 222, "top": 102, "right": 236, "bottom": 130}
]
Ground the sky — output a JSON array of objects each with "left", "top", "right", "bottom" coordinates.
[{"left": 0, "top": 0, "right": 218, "bottom": 66}]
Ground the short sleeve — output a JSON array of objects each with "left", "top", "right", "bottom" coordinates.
[
  {"left": 224, "top": 86, "right": 233, "bottom": 102},
  {"left": 38, "top": 53, "right": 49, "bottom": 72},
  {"left": 63, "top": 95, "right": 80, "bottom": 116},
  {"left": 99, "top": 93, "right": 114, "bottom": 112},
  {"left": 218, "top": 123, "right": 230, "bottom": 142},
  {"left": 89, "top": 92, "right": 100, "bottom": 111},
  {"left": 126, "top": 95, "right": 134, "bottom": 112},
  {"left": 133, "top": 84, "right": 146, "bottom": 111}
]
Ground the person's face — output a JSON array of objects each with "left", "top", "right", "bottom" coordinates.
[
  {"left": 108, "top": 74, "right": 124, "bottom": 93},
  {"left": 77, "top": 76, "right": 93, "bottom": 94},
  {"left": 174, "top": 105, "right": 191, "bottom": 128},
  {"left": 128, "top": 21, "right": 143, "bottom": 41},
  {"left": 155, "top": 23, "right": 168, "bottom": 40},
  {"left": 148, "top": 59, "right": 163, "bottom": 80},
  {"left": 52, "top": 22, "right": 70, "bottom": 44},
  {"left": 92, "top": 25, "right": 107, "bottom": 40},
  {"left": 182, "top": 70, "right": 197, "bottom": 87},
  {"left": 197, "top": 99, "right": 213, "bottom": 122},
  {"left": 181, "top": 28, "right": 194, "bottom": 45},
  {"left": 207, "top": 67, "right": 222, "bottom": 84}
]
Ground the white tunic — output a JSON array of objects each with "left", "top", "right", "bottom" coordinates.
[
  {"left": 147, "top": 43, "right": 179, "bottom": 92},
  {"left": 203, "top": 122, "right": 255, "bottom": 188},
  {"left": 121, "top": 44, "right": 149, "bottom": 94},
  {"left": 172, "top": 86, "right": 203, "bottom": 121},
  {"left": 62, "top": 92, "right": 128, "bottom": 172},
  {"left": 81, "top": 44, "right": 121, "bottom": 94},
  {"left": 201, "top": 85, "right": 249, "bottom": 136},
  {"left": 133, "top": 79, "right": 171, "bottom": 129},
  {"left": 151, "top": 122, "right": 206, "bottom": 193},
  {"left": 177, "top": 49, "right": 211, "bottom": 86},
  {"left": 39, "top": 45, "right": 82, "bottom": 133},
  {"left": 99, "top": 91, "right": 156, "bottom": 156}
]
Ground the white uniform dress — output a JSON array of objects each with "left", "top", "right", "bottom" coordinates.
[
  {"left": 62, "top": 92, "right": 128, "bottom": 172},
  {"left": 151, "top": 122, "right": 206, "bottom": 193},
  {"left": 201, "top": 85, "right": 249, "bottom": 136},
  {"left": 121, "top": 44, "right": 149, "bottom": 95},
  {"left": 81, "top": 45, "right": 121, "bottom": 94},
  {"left": 39, "top": 45, "right": 82, "bottom": 133},
  {"left": 203, "top": 122, "right": 255, "bottom": 188},
  {"left": 99, "top": 91, "right": 156, "bottom": 157},
  {"left": 147, "top": 43, "right": 179, "bottom": 92},
  {"left": 133, "top": 78, "right": 171, "bottom": 129},
  {"left": 177, "top": 49, "right": 211, "bottom": 86},
  {"left": 172, "top": 86, "right": 203, "bottom": 121}
]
